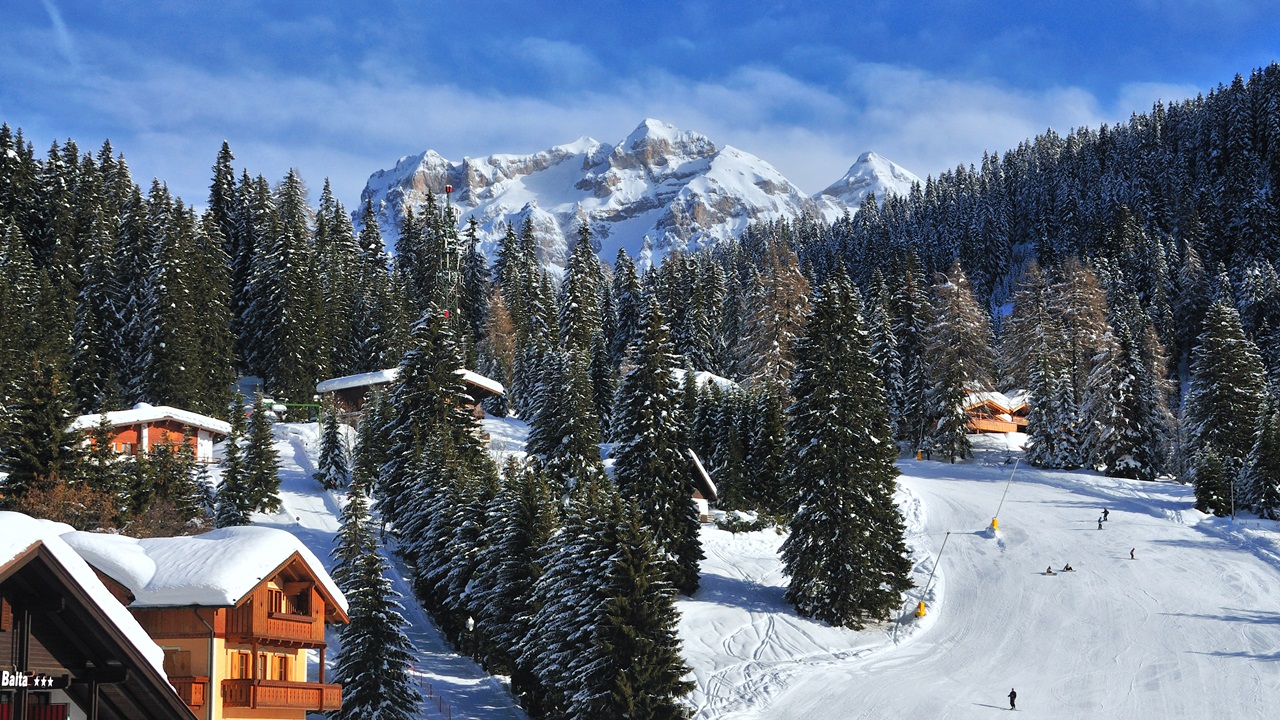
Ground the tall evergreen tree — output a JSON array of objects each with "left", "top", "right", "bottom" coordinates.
[
  {"left": 781, "top": 275, "right": 912, "bottom": 628},
  {"left": 923, "top": 261, "right": 994, "bottom": 462},
  {"left": 0, "top": 360, "right": 84, "bottom": 505},
  {"left": 244, "top": 394, "right": 282, "bottom": 513},
  {"left": 215, "top": 394, "right": 252, "bottom": 527},
  {"left": 611, "top": 299, "right": 704, "bottom": 595},
  {"left": 314, "top": 403, "right": 350, "bottom": 490}
]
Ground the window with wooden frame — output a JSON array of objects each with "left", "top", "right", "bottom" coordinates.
[
  {"left": 233, "top": 651, "right": 251, "bottom": 679},
  {"left": 256, "top": 653, "right": 267, "bottom": 681},
  {"left": 268, "top": 588, "right": 285, "bottom": 614},
  {"left": 275, "top": 655, "right": 289, "bottom": 681}
]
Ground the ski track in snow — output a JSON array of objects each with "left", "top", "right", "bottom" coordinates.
[
  {"left": 219, "top": 423, "right": 1280, "bottom": 719},
  {"left": 680, "top": 436, "right": 1280, "bottom": 719},
  {"left": 222, "top": 422, "right": 527, "bottom": 720}
]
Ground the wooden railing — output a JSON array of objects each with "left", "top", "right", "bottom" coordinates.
[
  {"left": 967, "top": 417, "right": 1022, "bottom": 433},
  {"left": 169, "top": 676, "right": 209, "bottom": 707},
  {"left": 0, "top": 706, "right": 70, "bottom": 720},
  {"left": 226, "top": 605, "right": 323, "bottom": 645},
  {"left": 222, "top": 679, "right": 342, "bottom": 711}
]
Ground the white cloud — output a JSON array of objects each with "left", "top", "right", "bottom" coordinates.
[
  {"left": 1, "top": 29, "right": 1206, "bottom": 205},
  {"left": 39, "top": 0, "right": 79, "bottom": 69}
]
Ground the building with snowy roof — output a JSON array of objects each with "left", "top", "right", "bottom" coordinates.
[
  {"left": 71, "top": 404, "right": 233, "bottom": 464},
  {"left": 316, "top": 366, "right": 505, "bottom": 423},
  {"left": 963, "top": 391, "right": 1029, "bottom": 434},
  {"left": 61, "top": 526, "right": 348, "bottom": 720},
  {"left": 0, "top": 512, "right": 199, "bottom": 720}
]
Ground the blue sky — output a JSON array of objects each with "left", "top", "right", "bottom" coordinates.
[{"left": 2, "top": 1, "right": 1277, "bottom": 206}]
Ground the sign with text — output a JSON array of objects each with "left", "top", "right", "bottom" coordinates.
[{"left": 0, "top": 670, "right": 68, "bottom": 689}]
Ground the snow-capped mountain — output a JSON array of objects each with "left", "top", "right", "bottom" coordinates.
[
  {"left": 816, "top": 151, "right": 922, "bottom": 209},
  {"left": 358, "top": 119, "right": 918, "bottom": 271}
]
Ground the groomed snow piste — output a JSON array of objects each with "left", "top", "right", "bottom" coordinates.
[{"left": 242, "top": 423, "right": 1280, "bottom": 719}]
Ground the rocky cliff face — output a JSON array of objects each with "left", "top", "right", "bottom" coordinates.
[{"left": 358, "top": 119, "right": 919, "bottom": 271}]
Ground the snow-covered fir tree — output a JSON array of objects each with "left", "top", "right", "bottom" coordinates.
[
  {"left": 244, "top": 393, "right": 282, "bottom": 513},
  {"left": 215, "top": 394, "right": 252, "bottom": 527},
  {"left": 611, "top": 298, "right": 704, "bottom": 595},
  {"left": 781, "top": 274, "right": 912, "bottom": 628},
  {"left": 923, "top": 261, "right": 994, "bottom": 463},
  {"left": 1242, "top": 405, "right": 1280, "bottom": 520},
  {"left": 313, "top": 402, "right": 350, "bottom": 490},
  {"left": 330, "top": 482, "right": 422, "bottom": 720}
]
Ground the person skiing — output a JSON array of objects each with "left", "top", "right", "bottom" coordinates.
[
  {"left": 1045, "top": 565, "right": 1054, "bottom": 575},
  {"left": 1098, "top": 517, "right": 1103, "bottom": 530},
  {"left": 1063, "top": 563, "right": 1073, "bottom": 572},
  {"left": 1130, "top": 548, "right": 1135, "bottom": 560},
  {"left": 1008, "top": 688, "right": 1017, "bottom": 710},
  {"left": 1102, "top": 508, "right": 1109, "bottom": 522}
]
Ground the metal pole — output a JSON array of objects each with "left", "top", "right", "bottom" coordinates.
[
  {"left": 991, "top": 458, "right": 1020, "bottom": 530},
  {"left": 916, "top": 531, "right": 951, "bottom": 617}
]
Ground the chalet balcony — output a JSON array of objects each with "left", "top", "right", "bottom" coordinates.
[
  {"left": 168, "top": 676, "right": 209, "bottom": 707},
  {"left": 0, "top": 704, "right": 70, "bottom": 720},
  {"left": 221, "top": 679, "right": 341, "bottom": 712},
  {"left": 225, "top": 607, "right": 325, "bottom": 647}
]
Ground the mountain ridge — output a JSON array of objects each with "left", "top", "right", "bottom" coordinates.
[{"left": 358, "top": 119, "right": 920, "bottom": 270}]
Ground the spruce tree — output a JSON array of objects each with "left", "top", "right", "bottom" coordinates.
[
  {"left": 330, "top": 485, "right": 422, "bottom": 720},
  {"left": 0, "top": 360, "right": 84, "bottom": 506},
  {"left": 1242, "top": 406, "right": 1280, "bottom": 520},
  {"left": 923, "top": 261, "right": 994, "bottom": 462},
  {"left": 611, "top": 299, "right": 704, "bottom": 595},
  {"left": 215, "top": 395, "right": 252, "bottom": 527},
  {"left": 244, "top": 394, "right": 282, "bottom": 513},
  {"left": 781, "top": 275, "right": 913, "bottom": 628},
  {"left": 1185, "top": 300, "right": 1267, "bottom": 513},
  {"left": 314, "top": 403, "right": 350, "bottom": 490}
]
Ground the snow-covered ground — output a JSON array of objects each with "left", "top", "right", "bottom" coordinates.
[{"left": 242, "top": 422, "right": 1280, "bottom": 719}]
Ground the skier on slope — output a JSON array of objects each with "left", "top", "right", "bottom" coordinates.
[
  {"left": 1008, "top": 688, "right": 1017, "bottom": 710},
  {"left": 1098, "top": 517, "right": 1103, "bottom": 530},
  {"left": 1102, "top": 508, "right": 1109, "bottom": 521}
]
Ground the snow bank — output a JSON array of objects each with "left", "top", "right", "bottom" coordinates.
[{"left": 0, "top": 511, "right": 168, "bottom": 679}]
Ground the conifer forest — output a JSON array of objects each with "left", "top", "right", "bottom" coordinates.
[{"left": 3, "top": 62, "right": 1280, "bottom": 719}]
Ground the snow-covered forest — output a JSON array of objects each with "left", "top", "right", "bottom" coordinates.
[{"left": 2, "top": 61, "right": 1280, "bottom": 719}]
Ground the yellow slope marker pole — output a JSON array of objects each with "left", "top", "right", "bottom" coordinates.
[
  {"left": 916, "top": 531, "right": 951, "bottom": 617},
  {"left": 990, "top": 459, "right": 1020, "bottom": 532}
]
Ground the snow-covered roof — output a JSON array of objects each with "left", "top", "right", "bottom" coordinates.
[
  {"left": 316, "top": 367, "right": 505, "bottom": 397},
  {"left": 687, "top": 449, "right": 718, "bottom": 502},
  {"left": 0, "top": 512, "right": 168, "bottom": 679},
  {"left": 71, "top": 402, "right": 232, "bottom": 436},
  {"left": 671, "top": 368, "right": 739, "bottom": 392},
  {"left": 61, "top": 525, "right": 348, "bottom": 614},
  {"left": 963, "top": 391, "right": 1028, "bottom": 413}
]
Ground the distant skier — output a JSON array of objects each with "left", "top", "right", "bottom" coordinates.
[
  {"left": 1008, "top": 688, "right": 1017, "bottom": 710},
  {"left": 1130, "top": 548, "right": 1135, "bottom": 560},
  {"left": 1098, "top": 517, "right": 1103, "bottom": 530},
  {"left": 1045, "top": 565, "right": 1055, "bottom": 575},
  {"left": 1102, "top": 508, "right": 1109, "bottom": 522},
  {"left": 1062, "top": 563, "right": 1073, "bottom": 572}
]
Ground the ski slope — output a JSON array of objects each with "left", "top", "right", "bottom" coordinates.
[
  {"left": 227, "top": 422, "right": 1280, "bottom": 719},
  {"left": 681, "top": 435, "right": 1280, "bottom": 719}
]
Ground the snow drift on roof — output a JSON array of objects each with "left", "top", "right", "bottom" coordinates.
[
  {"left": 0, "top": 511, "right": 168, "bottom": 679},
  {"left": 671, "top": 368, "right": 739, "bottom": 392},
  {"left": 316, "top": 367, "right": 505, "bottom": 397},
  {"left": 71, "top": 402, "right": 232, "bottom": 436},
  {"left": 61, "top": 525, "right": 347, "bottom": 613}
]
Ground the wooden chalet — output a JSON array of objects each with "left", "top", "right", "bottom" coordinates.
[
  {"left": 71, "top": 404, "right": 232, "bottom": 464},
  {"left": 0, "top": 512, "right": 199, "bottom": 720},
  {"left": 62, "top": 527, "right": 349, "bottom": 720},
  {"left": 687, "top": 450, "right": 719, "bottom": 523},
  {"left": 964, "top": 391, "right": 1029, "bottom": 434},
  {"left": 316, "top": 367, "right": 505, "bottom": 423}
]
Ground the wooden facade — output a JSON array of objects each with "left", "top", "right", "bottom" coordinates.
[
  {"left": 317, "top": 368, "right": 504, "bottom": 426},
  {"left": 0, "top": 543, "right": 199, "bottom": 720},
  {"left": 111, "top": 553, "right": 348, "bottom": 720},
  {"left": 964, "top": 393, "right": 1029, "bottom": 434},
  {"left": 73, "top": 405, "right": 231, "bottom": 464}
]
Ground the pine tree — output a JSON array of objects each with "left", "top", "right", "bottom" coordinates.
[
  {"left": 569, "top": 499, "right": 694, "bottom": 720},
  {"left": 611, "top": 299, "right": 704, "bottom": 595},
  {"left": 1239, "top": 403, "right": 1280, "bottom": 519},
  {"left": 330, "top": 485, "right": 423, "bottom": 720},
  {"left": 215, "top": 394, "right": 252, "bottom": 527},
  {"left": 890, "top": 251, "right": 932, "bottom": 449},
  {"left": 1185, "top": 300, "right": 1267, "bottom": 513},
  {"left": 781, "top": 275, "right": 913, "bottom": 628},
  {"left": 923, "top": 261, "right": 994, "bottom": 462},
  {"left": 314, "top": 403, "right": 350, "bottom": 490},
  {"left": 745, "top": 380, "right": 789, "bottom": 516},
  {"left": 244, "top": 394, "right": 282, "bottom": 513},
  {"left": 0, "top": 360, "right": 84, "bottom": 506}
]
